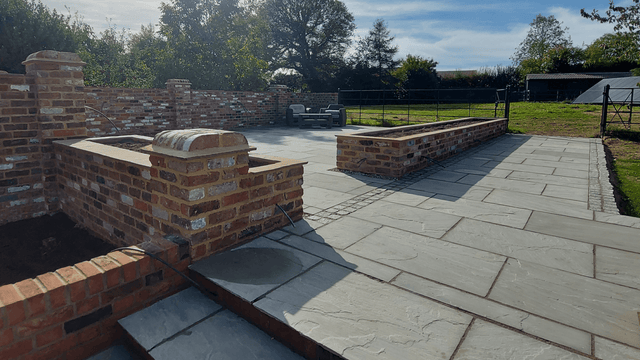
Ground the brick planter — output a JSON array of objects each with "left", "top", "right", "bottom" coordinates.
[{"left": 336, "top": 117, "right": 508, "bottom": 178}]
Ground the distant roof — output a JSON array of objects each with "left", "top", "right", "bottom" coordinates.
[
  {"left": 573, "top": 76, "right": 640, "bottom": 104},
  {"left": 526, "top": 72, "right": 632, "bottom": 81}
]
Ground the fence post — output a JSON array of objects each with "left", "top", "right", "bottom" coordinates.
[
  {"left": 505, "top": 86, "right": 511, "bottom": 120},
  {"left": 600, "top": 85, "right": 610, "bottom": 137}
]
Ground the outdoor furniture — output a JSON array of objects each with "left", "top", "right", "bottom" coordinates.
[
  {"left": 321, "top": 104, "right": 347, "bottom": 127},
  {"left": 286, "top": 104, "right": 332, "bottom": 128}
]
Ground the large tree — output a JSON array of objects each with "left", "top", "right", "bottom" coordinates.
[
  {"left": 265, "top": 0, "right": 355, "bottom": 91},
  {"left": 512, "top": 14, "right": 572, "bottom": 66},
  {"left": 392, "top": 55, "right": 438, "bottom": 90},
  {"left": 581, "top": 0, "right": 640, "bottom": 34},
  {"left": 584, "top": 32, "right": 640, "bottom": 68},
  {"left": 356, "top": 19, "right": 399, "bottom": 80}
]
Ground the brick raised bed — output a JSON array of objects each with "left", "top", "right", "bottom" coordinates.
[{"left": 336, "top": 117, "right": 508, "bottom": 178}]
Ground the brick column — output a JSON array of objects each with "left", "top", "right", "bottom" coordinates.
[
  {"left": 166, "top": 79, "right": 192, "bottom": 130},
  {"left": 22, "top": 50, "right": 86, "bottom": 211}
]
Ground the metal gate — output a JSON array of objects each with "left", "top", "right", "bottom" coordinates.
[{"left": 600, "top": 85, "right": 638, "bottom": 137}]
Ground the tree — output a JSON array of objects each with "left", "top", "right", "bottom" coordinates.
[
  {"left": 512, "top": 14, "right": 572, "bottom": 66},
  {"left": 392, "top": 55, "right": 438, "bottom": 90},
  {"left": 581, "top": 0, "right": 640, "bottom": 34},
  {"left": 584, "top": 32, "right": 640, "bottom": 67},
  {"left": 0, "top": 0, "right": 90, "bottom": 73},
  {"left": 356, "top": 19, "right": 398, "bottom": 80},
  {"left": 265, "top": 0, "right": 355, "bottom": 92}
]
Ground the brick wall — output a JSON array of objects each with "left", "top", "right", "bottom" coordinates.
[
  {"left": 0, "top": 238, "right": 188, "bottom": 360},
  {"left": 337, "top": 118, "right": 509, "bottom": 178}
]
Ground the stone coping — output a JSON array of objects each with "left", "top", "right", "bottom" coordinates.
[
  {"left": 54, "top": 138, "right": 152, "bottom": 167},
  {"left": 248, "top": 155, "right": 308, "bottom": 174}
]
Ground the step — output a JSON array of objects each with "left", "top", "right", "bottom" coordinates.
[{"left": 117, "top": 286, "right": 303, "bottom": 359}]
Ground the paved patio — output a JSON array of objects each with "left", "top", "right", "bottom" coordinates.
[{"left": 117, "top": 125, "right": 640, "bottom": 359}]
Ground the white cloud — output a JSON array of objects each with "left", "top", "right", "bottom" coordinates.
[{"left": 548, "top": 6, "right": 616, "bottom": 47}]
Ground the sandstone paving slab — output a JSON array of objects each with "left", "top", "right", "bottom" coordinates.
[
  {"left": 425, "top": 170, "right": 468, "bottom": 182},
  {"left": 254, "top": 261, "right": 473, "bottom": 360},
  {"left": 595, "top": 336, "right": 640, "bottom": 360},
  {"left": 552, "top": 167, "right": 590, "bottom": 179},
  {"left": 406, "top": 178, "right": 493, "bottom": 199},
  {"left": 488, "top": 258, "right": 640, "bottom": 348},
  {"left": 149, "top": 310, "right": 303, "bottom": 360},
  {"left": 381, "top": 188, "right": 435, "bottom": 207},
  {"left": 283, "top": 219, "right": 326, "bottom": 236},
  {"left": 118, "top": 287, "right": 222, "bottom": 351},
  {"left": 506, "top": 171, "right": 588, "bottom": 188},
  {"left": 596, "top": 247, "right": 640, "bottom": 290},
  {"left": 418, "top": 195, "right": 532, "bottom": 228},
  {"left": 279, "top": 235, "right": 401, "bottom": 282},
  {"left": 346, "top": 226, "right": 506, "bottom": 296},
  {"left": 560, "top": 156, "right": 590, "bottom": 164},
  {"left": 522, "top": 158, "right": 589, "bottom": 171},
  {"left": 541, "top": 184, "right": 588, "bottom": 203},
  {"left": 532, "top": 149, "right": 590, "bottom": 159},
  {"left": 446, "top": 165, "right": 513, "bottom": 178},
  {"left": 302, "top": 216, "right": 383, "bottom": 249},
  {"left": 350, "top": 200, "right": 461, "bottom": 238},
  {"left": 302, "top": 162, "right": 335, "bottom": 174},
  {"left": 457, "top": 174, "right": 546, "bottom": 195},
  {"left": 525, "top": 211, "right": 640, "bottom": 253},
  {"left": 484, "top": 190, "right": 593, "bottom": 219},
  {"left": 300, "top": 186, "right": 355, "bottom": 210},
  {"left": 482, "top": 161, "right": 554, "bottom": 175},
  {"left": 302, "top": 205, "right": 323, "bottom": 214},
  {"left": 189, "top": 237, "right": 321, "bottom": 302},
  {"left": 346, "top": 184, "right": 380, "bottom": 196},
  {"left": 453, "top": 320, "right": 590, "bottom": 360},
  {"left": 392, "top": 273, "right": 591, "bottom": 354},
  {"left": 303, "top": 172, "right": 376, "bottom": 193},
  {"left": 443, "top": 218, "right": 593, "bottom": 276},
  {"left": 594, "top": 212, "right": 640, "bottom": 229}
]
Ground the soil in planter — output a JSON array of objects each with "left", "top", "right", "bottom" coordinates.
[
  {"left": 0, "top": 213, "right": 116, "bottom": 286},
  {"left": 107, "top": 141, "right": 150, "bottom": 153}
]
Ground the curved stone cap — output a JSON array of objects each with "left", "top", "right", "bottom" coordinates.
[
  {"left": 22, "top": 50, "right": 85, "bottom": 65},
  {"left": 148, "top": 129, "right": 255, "bottom": 159}
]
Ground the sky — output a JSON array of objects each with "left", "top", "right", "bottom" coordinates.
[{"left": 40, "top": 0, "right": 623, "bottom": 71}]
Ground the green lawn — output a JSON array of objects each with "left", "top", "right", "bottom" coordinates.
[{"left": 346, "top": 102, "right": 640, "bottom": 217}]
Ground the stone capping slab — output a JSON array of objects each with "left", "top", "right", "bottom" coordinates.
[
  {"left": 337, "top": 117, "right": 508, "bottom": 141},
  {"left": 21, "top": 50, "right": 86, "bottom": 66},
  {"left": 247, "top": 155, "right": 308, "bottom": 174},
  {"left": 54, "top": 138, "right": 152, "bottom": 167},
  {"left": 87, "top": 135, "right": 153, "bottom": 145},
  {"left": 146, "top": 129, "right": 255, "bottom": 160}
]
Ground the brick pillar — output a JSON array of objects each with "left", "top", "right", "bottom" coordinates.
[
  {"left": 166, "top": 79, "right": 192, "bottom": 130},
  {"left": 22, "top": 50, "right": 86, "bottom": 211}
]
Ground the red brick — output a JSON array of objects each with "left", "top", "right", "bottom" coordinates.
[
  {"left": 0, "top": 338, "right": 32, "bottom": 359},
  {"left": 91, "top": 257, "right": 121, "bottom": 289},
  {"left": 24, "top": 334, "right": 77, "bottom": 360},
  {"left": 133, "top": 199, "right": 148, "bottom": 211},
  {"left": 35, "top": 325, "right": 64, "bottom": 347},
  {"left": 0, "top": 284, "right": 26, "bottom": 326},
  {"left": 112, "top": 294, "right": 135, "bottom": 315},
  {"left": 55, "top": 267, "right": 86, "bottom": 302},
  {"left": 107, "top": 252, "right": 137, "bottom": 283},
  {"left": 76, "top": 324, "right": 100, "bottom": 344},
  {"left": 76, "top": 295, "right": 100, "bottom": 315},
  {"left": 285, "top": 189, "right": 303, "bottom": 200},
  {"left": 35, "top": 273, "right": 68, "bottom": 310},
  {"left": 14, "top": 279, "right": 46, "bottom": 318},
  {"left": 64, "top": 333, "right": 114, "bottom": 360},
  {"left": 0, "top": 327, "right": 13, "bottom": 347},
  {"left": 15, "top": 306, "right": 74, "bottom": 338},
  {"left": 74, "top": 262, "right": 104, "bottom": 295},
  {"left": 222, "top": 191, "right": 249, "bottom": 207}
]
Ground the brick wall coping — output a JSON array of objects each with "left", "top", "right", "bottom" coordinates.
[
  {"left": 22, "top": 50, "right": 85, "bottom": 66},
  {"left": 247, "top": 155, "right": 308, "bottom": 174},
  {"left": 339, "top": 117, "right": 508, "bottom": 141},
  {"left": 54, "top": 139, "right": 152, "bottom": 168},
  {"left": 144, "top": 129, "right": 256, "bottom": 160},
  {"left": 87, "top": 135, "right": 153, "bottom": 145}
]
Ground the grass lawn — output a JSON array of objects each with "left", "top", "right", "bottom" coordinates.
[{"left": 345, "top": 102, "right": 640, "bottom": 217}]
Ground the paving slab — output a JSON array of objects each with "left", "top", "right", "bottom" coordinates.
[
  {"left": 418, "top": 195, "right": 532, "bottom": 228},
  {"left": 381, "top": 188, "right": 434, "bottom": 207},
  {"left": 532, "top": 149, "right": 590, "bottom": 159},
  {"left": 255, "top": 261, "right": 473, "bottom": 360},
  {"left": 149, "top": 310, "right": 303, "bottom": 360},
  {"left": 85, "top": 345, "right": 137, "bottom": 360},
  {"left": 393, "top": 273, "right": 591, "bottom": 354},
  {"left": 279, "top": 235, "right": 401, "bottom": 282},
  {"left": 452, "top": 320, "right": 589, "bottom": 360},
  {"left": 552, "top": 168, "right": 590, "bottom": 179},
  {"left": 595, "top": 336, "right": 640, "bottom": 360},
  {"left": 350, "top": 200, "right": 461, "bottom": 238},
  {"left": 346, "top": 226, "right": 506, "bottom": 296},
  {"left": 303, "top": 172, "right": 375, "bottom": 193},
  {"left": 541, "top": 184, "right": 588, "bottom": 203},
  {"left": 189, "top": 237, "right": 321, "bottom": 302},
  {"left": 522, "top": 158, "right": 589, "bottom": 171},
  {"left": 302, "top": 186, "right": 357, "bottom": 209},
  {"left": 525, "top": 211, "right": 640, "bottom": 253},
  {"left": 406, "top": 178, "right": 493, "bottom": 199},
  {"left": 425, "top": 170, "right": 468, "bottom": 182},
  {"left": 596, "top": 247, "right": 640, "bottom": 290},
  {"left": 482, "top": 161, "right": 554, "bottom": 175},
  {"left": 489, "top": 258, "right": 640, "bottom": 348},
  {"left": 484, "top": 190, "right": 593, "bottom": 219},
  {"left": 594, "top": 212, "right": 640, "bottom": 229},
  {"left": 282, "top": 218, "right": 325, "bottom": 236},
  {"left": 506, "top": 171, "right": 588, "bottom": 188},
  {"left": 118, "top": 287, "right": 222, "bottom": 351},
  {"left": 302, "top": 216, "right": 382, "bottom": 249},
  {"left": 457, "top": 174, "right": 546, "bottom": 195},
  {"left": 443, "top": 218, "right": 593, "bottom": 276}
]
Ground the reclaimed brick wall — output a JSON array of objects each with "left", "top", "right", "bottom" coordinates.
[
  {"left": 0, "top": 239, "right": 188, "bottom": 360},
  {"left": 337, "top": 118, "right": 509, "bottom": 178}
]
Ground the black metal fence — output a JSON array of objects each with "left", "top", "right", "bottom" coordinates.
[{"left": 338, "top": 88, "right": 512, "bottom": 125}]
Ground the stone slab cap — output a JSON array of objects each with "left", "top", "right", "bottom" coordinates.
[
  {"left": 144, "top": 129, "right": 256, "bottom": 159},
  {"left": 22, "top": 50, "right": 86, "bottom": 66}
]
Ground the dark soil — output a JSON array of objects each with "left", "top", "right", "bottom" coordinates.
[
  {"left": 108, "top": 141, "right": 149, "bottom": 153},
  {"left": 0, "top": 213, "right": 116, "bottom": 286}
]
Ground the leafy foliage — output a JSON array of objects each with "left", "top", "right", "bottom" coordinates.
[
  {"left": 512, "top": 14, "right": 572, "bottom": 66},
  {"left": 439, "top": 66, "right": 520, "bottom": 89},
  {"left": 265, "top": 0, "right": 355, "bottom": 91},
  {"left": 392, "top": 55, "right": 438, "bottom": 90},
  {"left": 581, "top": 0, "right": 640, "bottom": 34},
  {"left": 356, "top": 19, "right": 398, "bottom": 79},
  {"left": 584, "top": 32, "right": 640, "bottom": 67}
]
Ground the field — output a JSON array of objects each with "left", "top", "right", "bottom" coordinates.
[{"left": 346, "top": 102, "right": 640, "bottom": 217}]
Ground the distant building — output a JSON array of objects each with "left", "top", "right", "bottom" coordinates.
[
  {"left": 437, "top": 70, "right": 478, "bottom": 79},
  {"left": 525, "top": 72, "right": 632, "bottom": 101}
]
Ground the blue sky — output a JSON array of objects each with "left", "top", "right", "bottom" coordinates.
[{"left": 42, "top": 0, "right": 621, "bottom": 70}]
